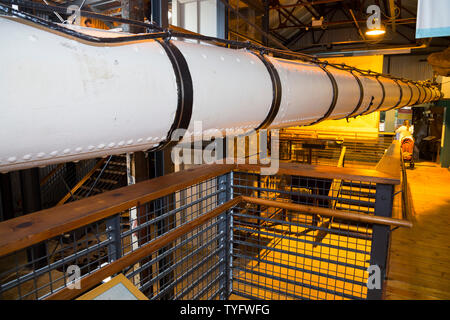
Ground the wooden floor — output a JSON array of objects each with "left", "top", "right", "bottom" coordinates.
[{"left": 385, "top": 162, "right": 450, "bottom": 300}]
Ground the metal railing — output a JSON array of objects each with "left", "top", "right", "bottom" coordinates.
[
  {"left": 0, "top": 148, "right": 410, "bottom": 300},
  {"left": 279, "top": 129, "right": 394, "bottom": 168}
]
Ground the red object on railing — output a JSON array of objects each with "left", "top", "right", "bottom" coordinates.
[{"left": 401, "top": 137, "right": 414, "bottom": 161}]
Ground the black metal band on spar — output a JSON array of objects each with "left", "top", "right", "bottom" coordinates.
[
  {"left": 387, "top": 79, "right": 404, "bottom": 111},
  {"left": 308, "top": 63, "right": 338, "bottom": 125},
  {"left": 252, "top": 51, "right": 282, "bottom": 130},
  {"left": 346, "top": 70, "right": 364, "bottom": 118},
  {"left": 418, "top": 84, "right": 427, "bottom": 104},
  {"left": 358, "top": 74, "right": 384, "bottom": 116},
  {"left": 404, "top": 81, "right": 414, "bottom": 107},
  {"left": 412, "top": 82, "right": 422, "bottom": 105},
  {"left": 151, "top": 39, "right": 193, "bottom": 152},
  {"left": 424, "top": 86, "right": 432, "bottom": 103},
  {"left": 372, "top": 76, "right": 386, "bottom": 113}
]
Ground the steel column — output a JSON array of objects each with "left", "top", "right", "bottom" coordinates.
[
  {"left": 368, "top": 183, "right": 393, "bottom": 300},
  {"left": 20, "top": 168, "right": 47, "bottom": 269}
]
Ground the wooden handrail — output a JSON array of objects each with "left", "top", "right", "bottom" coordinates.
[
  {"left": 0, "top": 164, "right": 234, "bottom": 257},
  {"left": 242, "top": 196, "right": 412, "bottom": 228},
  {"left": 0, "top": 160, "right": 403, "bottom": 257},
  {"left": 57, "top": 158, "right": 107, "bottom": 205},
  {"left": 45, "top": 197, "right": 242, "bottom": 300},
  {"left": 375, "top": 140, "right": 401, "bottom": 180},
  {"left": 236, "top": 162, "right": 400, "bottom": 185}
]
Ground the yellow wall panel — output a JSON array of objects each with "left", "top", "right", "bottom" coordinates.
[{"left": 288, "top": 55, "right": 384, "bottom": 138}]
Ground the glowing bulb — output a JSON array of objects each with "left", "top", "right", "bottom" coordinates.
[{"left": 365, "top": 28, "right": 386, "bottom": 36}]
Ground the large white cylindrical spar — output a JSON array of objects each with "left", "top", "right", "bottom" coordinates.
[{"left": 0, "top": 16, "right": 442, "bottom": 172}]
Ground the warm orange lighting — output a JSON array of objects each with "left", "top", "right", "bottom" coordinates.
[{"left": 365, "top": 28, "right": 386, "bottom": 36}]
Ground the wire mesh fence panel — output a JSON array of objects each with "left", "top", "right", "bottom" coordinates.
[
  {"left": 0, "top": 218, "right": 111, "bottom": 300},
  {"left": 125, "top": 213, "right": 226, "bottom": 300},
  {"left": 229, "top": 171, "right": 387, "bottom": 300},
  {"left": 230, "top": 203, "right": 372, "bottom": 300},
  {"left": 232, "top": 172, "right": 376, "bottom": 215},
  {"left": 278, "top": 131, "right": 394, "bottom": 169},
  {"left": 0, "top": 172, "right": 230, "bottom": 300},
  {"left": 0, "top": 166, "right": 396, "bottom": 301}
]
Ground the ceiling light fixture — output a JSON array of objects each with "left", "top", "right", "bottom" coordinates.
[{"left": 365, "top": 24, "right": 386, "bottom": 36}]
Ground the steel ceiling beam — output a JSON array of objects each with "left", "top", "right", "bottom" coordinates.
[
  {"left": 349, "top": 8, "right": 365, "bottom": 40},
  {"left": 388, "top": 0, "right": 397, "bottom": 33},
  {"left": 272, "top": 17, "right": 416, "bottom": 30},
  {"left": 284, "top": 6, "right": 338, "bottom": 48},
  {"left": 270, "top": 0, "right": 344, "bottom": 10}
]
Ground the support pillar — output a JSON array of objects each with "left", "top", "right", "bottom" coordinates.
[
  {"left": 368, "top": 183, "right": 394, "bottom": 300},
  {"left": 150, "top": 0, "right": 168, "bottom": 29},
  {"left": 0, "top": 173, "right": 14, "bottom": 221},
  {"left": 121, "top": 0, "right": 146, "bottom": 33},
  {"left": 19, "top": 168, "right": 47, "bottom": 269},
  {"left": 262, "top": 0, "right": 269, "bottom": 46},
  {"left": 440, "top": 104, "right": 450, "bottom": 168}
]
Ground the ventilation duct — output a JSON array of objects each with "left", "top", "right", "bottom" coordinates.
[{"left": 0, "top": 11, "right": 442, "bottom": 172}]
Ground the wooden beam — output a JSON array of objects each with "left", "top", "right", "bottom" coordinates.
[{"left": 236, "top": 161, "right": 401, "bottom": 185}]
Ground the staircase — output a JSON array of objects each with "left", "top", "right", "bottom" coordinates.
[
  {"left": 334, "top": 181, "right": 376, "bottom": 215},
  {"left": 57, "top": 154, "right": 127, "bottom": 205}
]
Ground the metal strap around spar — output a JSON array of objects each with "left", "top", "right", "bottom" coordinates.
[
  {"left": 419, "top": 84, "right": 426, "bottom": 104},
  {"left": 386, "top": 78, "right": 403, "bottom": 111},
  {"left": 413, "top": 82, "right": 422, "bottom": 105},
  {"left": 373, "top": 76, "right": 386, "bottom": 112},
  {"left": 345, "top": 70, "right": 364, "bottom": 118},
  {"left": 424, "top": 86, "right": 431, "bottom": 103},
  {"left": 150, "top": 39, "right": 193, "bottom": 152},
  {"left": 359, "top": 74, "right": 385, "bottom": 116},
  {"left": 251, "top": 51, "right": 282, "bottom": 130},
  {"left": 308, "top": 62, "right": 338, "bottom": 125},
  {"left": 404, "top": 80, "right": 414, "bottom": 106}
]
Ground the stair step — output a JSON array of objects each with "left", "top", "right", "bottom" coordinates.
[
  {"left": 335, "top": 205, "right": 373, "bottom": 214},
  {"left": 96, "top": 178, "right": 119, "bottom": 184},
  {"left": 108, "top": 161, "right": 126, "bottom": 166},
  {"left": 95, "top": 169, "right": 126, "bottom": 175},
  {"left": 79, "top": 186, "right": 103, "bottom": 193},
  {"left": 341, "top": 181, "right": 376, "bottom": 190},
  {"left": 336, "top": 197, "right": 375, "bottom": 208},
  {"left": 339, "top": 189, "right": 376, "bottom": 199}
]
